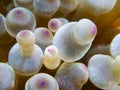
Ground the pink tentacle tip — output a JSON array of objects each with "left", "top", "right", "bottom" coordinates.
[
  {"left": 48, "top": 49, "right": 52, "bottom": 53},
  {"left": 20, "top": 30, "right": 29, "bottom": 37},
  {"left": 47, "top": 48, "right": 55, "bottom": 54},
  {"left": 22, "top": 31, "right": 27, "bottom": 35},
  {"left": 16, "top": 11, "right": 22, "bottom": 14},
  {"left": 39, "top": 81, "right": 46, "bottom": 87},
  {"left": 43, "top": 30, "right": 49, "bottom": 35},
  {"left": 50, "top": 22, "right": 56, "bottom": 28},
  {"left": 15, "top": 10, "right": 23, "bottom": 16},
  {"left": 92, "top": 27, "right": 97, "bottom": 36}
]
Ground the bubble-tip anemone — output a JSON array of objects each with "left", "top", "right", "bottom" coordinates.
[
  {"left": 13, "top": 0, "right": 33, "bottom": 10},
  {"left": 33, "top": 0, "right": 60, "bottom": 17},
  {"left": 88, "top": 54, "right": 120, "bottom": 89},
  {"left": 34, "top": 27, "right": 53, "bottom": 51},
  {"left": 88, "top": 54, "right": 114, "bottom": 89},
  {"left": 74, "top": 18, "right": 97, "bottom": 45},
  {"left": 55, "top": 62, "right": 88, "bottom": 90},
  {"left": 5, "top": 7, "right": 36, "bottom": 37},
  {"left": 110, "top": 34, "right": 120, "bottom": 58},
  {"left": 43, "top": 45, "right": 61, "bottom": 70},
  {"left": 78, "top": 0, "right": 117, "bottom": 15},
  {"left": 60, "top": 0, "right": 78, "bottom": 12},
  {"left": 0, "top": 14, "right": 14, "bottom": 44},
  {"left": 0, "top": 63, "right": 15, "bottom": 90},
  {"left": 48, "top": 18, "right": 62, "bottom": 33},
  {"left": 8, "top": 30, "right": 43, "bottom": 75},
  {"left": 53, "top": 18, "right": 97, "bottom": 62}
]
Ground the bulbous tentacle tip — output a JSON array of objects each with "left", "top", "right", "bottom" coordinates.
[
  {"left": 14, "top": 9, "right": 23, "bottom": 16},
  {"left": 13, "top": 0, "right": 33, "bottom": 10},
  {"left": 0, "top": 13, "right": 5, "bottom": 23},
  {"left": 42, "top": 30, "right": 49, "bottom": 36},
  {"left": 0, "top": 63, "right": 15, "bottom": 90},
  {"left": 0, "top": 14, "right": 6, "bottom": 34},
  {"left": 110, "top": 85, "right": 120, "bottom": 90},
  {"left": 25, "top": 73, "right": 59, "bottom": 90},
  {"left": 20, "top": 30, "right": 29, "bottom": 37},
  {"left": 45, "top": 45, "right": 58, "bottom": 55},
  {"left": 16, "top": 30, "right": 35, "bottom": 46},
  {"left": 91, "top": 26, "right": 97, "bottom": 36},
  {"left": 48, "top": 18, "right": 62, "bottom": 33},
  {"left": 5, "top": 7, "right": 36, "bottom": 37},
  {"left": 33, "top": 0, "right": 60, "bottom": 17},
  {"left": 58, "top": 0, "right": 78, "bottom": 14},
  {"left": 34, "top": 27, "right": 53, "bottom": 38},
  {"left": 37, "top": 80, "right": 48, "bottom": 88},
  {"left": 79, "top": 0, "right": 117, "bottom": 15},
  {"left": 75, "top": 18, "right": 97, "bottom": 45},
  {"left": 34, "top": 27, "right": 53, "bottom": 51},
  {"left": 53, "top": 21, "right": 93, "bottom": 62},
  {"left": 43, "top": 45, "right": 60, "bottom": 70},
  {"left": 88, "top": 54, "right": 116, "bottom": 89}
]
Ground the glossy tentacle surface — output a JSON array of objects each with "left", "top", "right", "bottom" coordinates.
[
  {"left": 8, "top": 30, "right": 43, "bottom": 75},
  {"left": 25, "top": 73, "right": 59, "bottom": 90},
  {"left": 55, "top": 62, "right": 88, "bottom": 90}
]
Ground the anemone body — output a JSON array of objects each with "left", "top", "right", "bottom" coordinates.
[
  {"left": 43, "top": 45, "right": 60, "bottom": 70},
  {"left": 8, "top": 30, "right": 43, "bottom": 75},
  {"left": 25, "top": 73, "right": 59, "bottom": 90},
  {"left": 55, "top": 62, "right": 88, "bottom": 90},
  {"left": 0, "top": 63, "right": 15, "bottom": 90},
  {"left": 5, "top": 7, "right": 36, "bottom": 37},
  {"left": 34, "top": 27, "right": 53, "bottom": 51}
]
